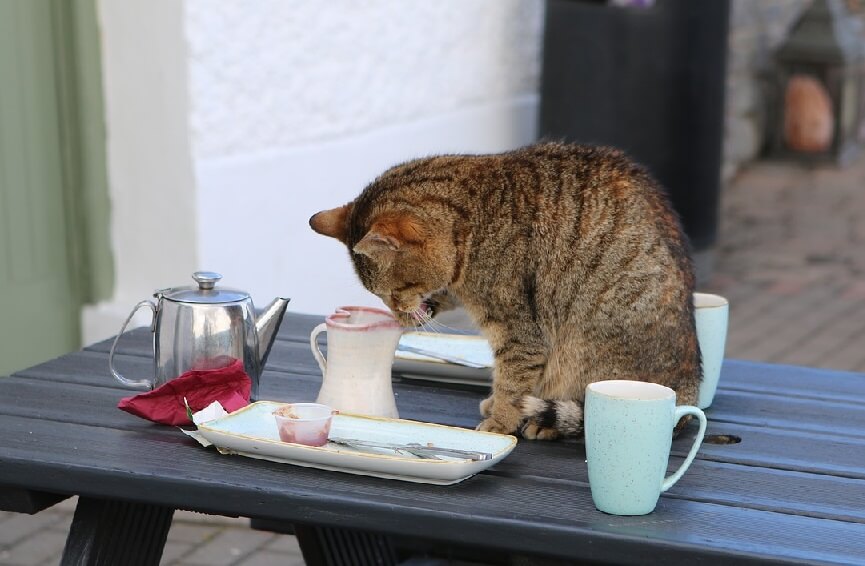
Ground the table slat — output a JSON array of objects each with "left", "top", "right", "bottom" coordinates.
[
  {"left": 1, "top": 414, "right": 863, "bottom": 565},
  {"left": 3, "top": 371, "right": 865, "bottom": 525}
]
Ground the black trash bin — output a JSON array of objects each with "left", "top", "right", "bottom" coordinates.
[{"left": 538, "top": 0, "right": 730, "bottom": 281}]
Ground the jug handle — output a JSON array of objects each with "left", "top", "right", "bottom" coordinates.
[
  {"left": 310, "top": 323, "right": 328, "bottom": 374},
  {"left": 109, "top": 300, "right": 158, "bottom": 389}
]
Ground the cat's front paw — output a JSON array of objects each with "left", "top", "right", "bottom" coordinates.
[
  {"left": 476, "top": 417, "right": 517, "bottom": 434},
  {"left": 479, "top": 396, "right": 494, "bottom": 418},
  {"left": 520, "top": 421, "right": 559, "bottom": 441}
]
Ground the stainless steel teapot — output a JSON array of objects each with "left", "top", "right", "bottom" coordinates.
[{"left": 109, "top": 271, "right": 289, "bottom": 401}]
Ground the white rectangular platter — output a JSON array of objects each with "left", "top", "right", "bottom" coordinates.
[
  {"left": 196, "top": 401, "right": 516, "bottom": 485},
  {"left": 393, "top": 332, "right": 494, "bottom": 386}
]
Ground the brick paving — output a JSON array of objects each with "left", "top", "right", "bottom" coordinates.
[
  {"left": 704, "top": 155, "right": 865, "bottom": 373},
  {"left": 2, "top": 154, "right": 865, "bottom": 565},
  {"left": 0, "top": 500, "right": 304, "bottom": 566}
]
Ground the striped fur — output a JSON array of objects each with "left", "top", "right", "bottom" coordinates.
[{"left": 310, "top": 142, "right": 701, "bottom": 439}]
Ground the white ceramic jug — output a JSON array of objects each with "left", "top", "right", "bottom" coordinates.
[{"left": 310, "top": 306, "right": 403, "bottom": 418}]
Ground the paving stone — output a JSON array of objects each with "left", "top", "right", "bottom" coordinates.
[
  {"left": 0, "top": 512, "right": 63, "bottom": 546},
  {"left": 51, "top": 498, "right": 77, "bottom": 513},
  {"left": 44, "top": 512, "right": 74, "bottom": 535},
  {"left": 234, "top": 550, "right": 306, "bottom": 566},
  {"left": 782, "top": 324, "right": 865, "bottom": 369},
  {"left": 166, "top": 522, "right": 223, "bottom": 545},
  {"left": 725, "top": 286, "right": 830, "bottom": 356},
  {"left": 809, "top": 313, "right": 865, "bottom": 371},
  {"left": 177, "top": 527, "right": 275, "bottom": 566},
  {"left": 0, "top": 530, "right": 66, "bottom": 566},
  {"left": 263, "top": 533, "right": 302, "bottom": 554},
  {"left": 721, "top": 290, "right": 787, "bottom": 330},
  {"left": 765, "top": 295, "right": 865, "bottom": 363},
  {"left": 730, "top": 285, "right": 840, "bottom": 360},
  {"left": 159, "top": 540, "right": 196, "bottom": 565}
]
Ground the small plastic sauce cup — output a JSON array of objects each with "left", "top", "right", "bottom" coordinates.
[{"left": 272, "top": 403, "right": 335, "bottom": 446}]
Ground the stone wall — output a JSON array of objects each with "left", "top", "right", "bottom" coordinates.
[{"left": 723, "top": 0, "right": 811, "bottom": 182}]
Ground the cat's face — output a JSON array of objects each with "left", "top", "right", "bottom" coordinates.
[{"left": 309, "top": 204, "right": 456, "bottom": 327}]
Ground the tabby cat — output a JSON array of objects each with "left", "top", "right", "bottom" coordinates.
[{"left": 309, "top": 142, "right": 701, "bottom": 439}]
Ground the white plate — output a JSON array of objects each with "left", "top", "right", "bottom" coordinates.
[
  {"left": 197, "top": 401, "right": 517, "bottom": 485},
  {"left": 393, "top": 332, "right": 494, "bottom": 386}
]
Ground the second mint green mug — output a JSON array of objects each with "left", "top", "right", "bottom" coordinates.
[
  {"left": 694, "top": 292, "right": 730, "bottom": 409},
  {"left": 584, "top": 380, "right": 707, "bottom": 516}
]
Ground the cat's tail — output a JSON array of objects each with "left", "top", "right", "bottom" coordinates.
[
  {"left": 521, "top": 396, "right": 739, "bottom": 443},
  {"left": 519, "top": 396, "right": 584, "bottom": 439}
]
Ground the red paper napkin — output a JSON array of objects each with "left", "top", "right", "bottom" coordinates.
[{"left": 117, "top": 358, "right": 251, "bottom": 425}]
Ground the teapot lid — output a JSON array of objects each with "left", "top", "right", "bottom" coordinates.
[{"left": 159, "top": 271, "right": 250, "bottom": 304}]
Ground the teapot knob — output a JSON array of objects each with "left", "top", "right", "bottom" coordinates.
[{"left": 192, "top": 271, "right": 222, "bottom": 290}]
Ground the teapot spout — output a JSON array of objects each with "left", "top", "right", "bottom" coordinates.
[{"left": 255, "top": 297, "right": 290, "bottom": 371}]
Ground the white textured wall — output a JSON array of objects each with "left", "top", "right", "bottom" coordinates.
[
  {"left": 84, "top": 0, "right": 197, "bottom": 345},
  {"left": 186, "top": 0, "right": 543, "bottom": 159},
  {"left": 186, "top": 0, "right": 545, "bottom": 317}
]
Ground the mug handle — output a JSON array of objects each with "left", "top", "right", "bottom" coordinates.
[
  {"left": 661, "top": 405, "right": 707, "bottom": 492},
  {"left": 109, "top": 300, "right": 157, "bottom": 389},
  {"left": 309, "top": 323, "right": 328, "bottom": 374}
]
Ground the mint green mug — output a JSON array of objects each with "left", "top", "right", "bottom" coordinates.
[
  {"left": 694, "top": 292, "right": 729, "bottom": 409},
  {"left": 584, "top": 380, "right": 707, "bottom": 516}
]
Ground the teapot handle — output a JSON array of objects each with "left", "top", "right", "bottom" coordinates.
[
  {"left": 309, "top": 323, "right": 328, "bottom": 374},
  {"left": 109, "top": 300, "right": 158, "bottom": 389}
]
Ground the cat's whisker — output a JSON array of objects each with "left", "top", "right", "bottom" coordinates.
[
  {"left": 415, "top": 310, "right": 483, "bottom": 340},
  {"left": 422, "top": 313, "right": 462, "bottom": 333},
  {"left": 416, "top": 310, "right": 443, "bottom": 334},
  {"left": 420, "top": 314, "right": 438, "bottom": 334},
  {"left": 424, "top": 317, "right": 448, "bottom": 334},
  {"left": 405, "top": 307, "right": 433, "bottom": 333},
  {"left": 409, "top": 309, "right": 430, "bottom": 333}
]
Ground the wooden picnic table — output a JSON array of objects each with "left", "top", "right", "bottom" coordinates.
[{"left": 1, "top": 312, "right": 864, "bottom": 565}]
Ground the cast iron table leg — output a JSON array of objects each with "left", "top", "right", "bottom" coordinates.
[{"left": 60, "top": 497, "right": 174, "bottom": 566}]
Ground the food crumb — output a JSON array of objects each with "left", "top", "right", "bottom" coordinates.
[{"left": 275, "top": 406, "right": 300, "bottom": 419}]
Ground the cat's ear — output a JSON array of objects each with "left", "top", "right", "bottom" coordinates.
[
  {"left": 353, "top": 215, "right": 425, "bottom": 257},
  {"left": 353, "top": 231, "right": 401, "bottom": 256},
  {"left": 309, "top": 203, "right": 353, "bottom": 244}
]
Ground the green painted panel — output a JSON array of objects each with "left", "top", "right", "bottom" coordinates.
[
  {"left": 52, "top": 0, "right": 114, "bottom": 304},
  {"left": 0, "top": 0, "right": 83, "bottom": 375}
]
